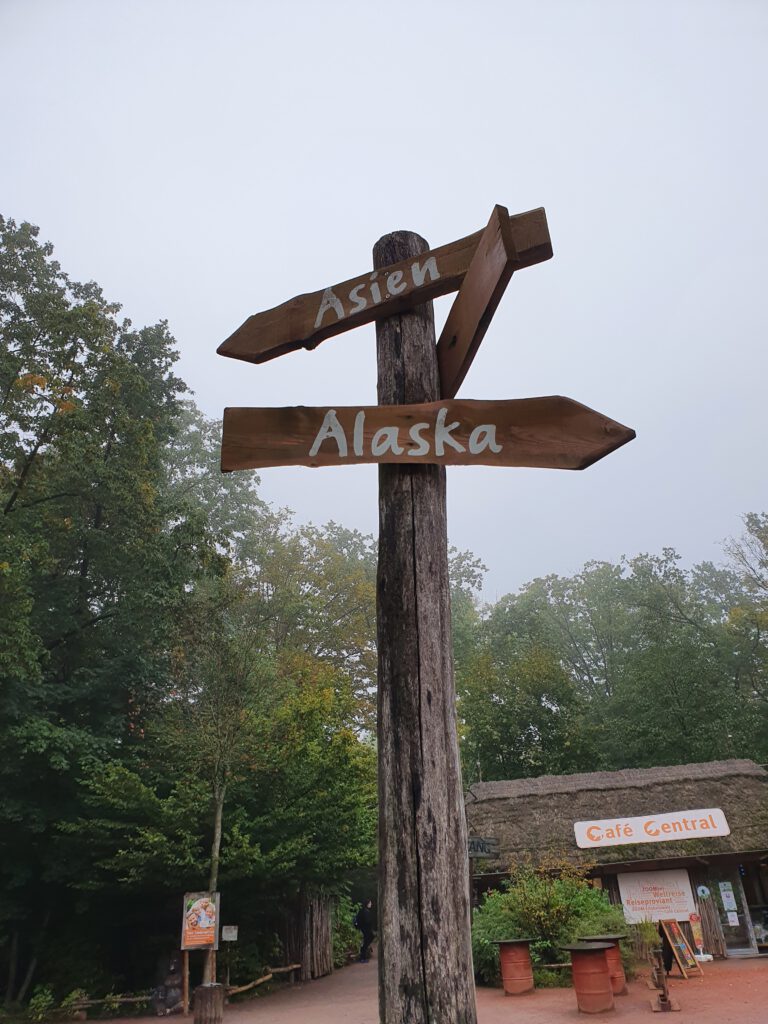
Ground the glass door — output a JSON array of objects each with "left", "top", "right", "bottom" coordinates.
[{"left": 707, "top": 868, "right": 758, "bottom": 956}]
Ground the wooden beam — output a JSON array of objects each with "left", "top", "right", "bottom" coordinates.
[
  {"left": 217, "top": 207, "right": 551, "bottom": 364},
  {"left": 437, "top": 205, "right": 517, "bottom": 399},
  {"left": 221, "top": 397, "right": 635, "bottom": 471}
]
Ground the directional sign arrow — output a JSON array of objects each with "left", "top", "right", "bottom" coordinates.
[
  {"left": 217, "top": 207, "right": 551, "bottom": 365},
  {"left": 221, "top": 397, "right": 635, "bottom": 472},
  {"left": 437, "top": 204, "right": 517, "bottom": 399}
]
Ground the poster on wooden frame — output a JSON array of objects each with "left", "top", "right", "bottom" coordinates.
[
  {"left": 659, "top": 919, "right": 703, "bottom": 978},
  {"left": 181, "top": 892, "right": 220, "bottom": 950}
]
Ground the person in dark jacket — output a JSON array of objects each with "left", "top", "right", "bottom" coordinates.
[{"left": 354, "top": 899, "right": 375, "bottom": 963}]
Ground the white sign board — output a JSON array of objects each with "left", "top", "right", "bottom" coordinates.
[
  {"left": 719, "top": 882, "right": 737, "bottom": 912},
  {"left": 618, "top": 869, "right": 697, "bottom": 923},
  {"left": 727, "top": 911, "right": 740, "bottom": 927},
  {"left": 221, "top": 925, "right": 238, "bottom": 942},
  {"left": 574, "top": 808, "right": 729, "bottom": 849}
]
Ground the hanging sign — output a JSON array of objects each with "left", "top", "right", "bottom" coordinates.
[
  {"left": 467, "top": 836, "right": 500, "bottom": 858},
  {"left": 221, "top": 397, "right": 633, "bottom": 472},
  {"left": 574, "top": 808, "right": 729, "bottom": 848},
  {"left": 221, "top": 925, "right": 238, "bottom": 942},
  {"left": 181, "top": 892, "right": 220, "bottom": 950}
]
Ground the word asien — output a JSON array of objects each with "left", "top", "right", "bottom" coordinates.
[
  {"left": 314, "top": 257, "right": 441, "bottom": 328},
  {"left": 308, "top": 407, "right": 502, "bottom": 459}
]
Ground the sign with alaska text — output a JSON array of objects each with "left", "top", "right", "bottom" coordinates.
[
  {"left": 574, "top": 808, "right": 729, "bottom": 849},
  {"left": 221, "top": 397, "right": 634, "bottom": 472}
]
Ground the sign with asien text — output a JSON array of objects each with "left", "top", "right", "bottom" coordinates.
[
  {"left": 216, "top": 207, "right": 552, "bottom": 365},
  {"left": 221, "top": 397, "right": 634, "bottom": 472}
]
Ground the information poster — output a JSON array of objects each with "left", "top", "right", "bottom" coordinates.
[
  {"left": 618, "top": 869, "right": 696, "bottom": 923},
  {"left": 719, "top": 881, "right": 738, "bottom": 912},
  {"left": 181, "top": 892, "right": 220, "bottom": 950}
]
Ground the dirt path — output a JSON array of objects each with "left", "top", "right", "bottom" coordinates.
[{"left": 217, "top": 953, "right": 767, "bottom": 1024}]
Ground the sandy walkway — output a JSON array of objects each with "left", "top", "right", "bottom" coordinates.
[{"left": 216, "top": 953, "right": 767, "bottom": 1024}]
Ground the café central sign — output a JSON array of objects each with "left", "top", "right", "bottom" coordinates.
[{"left": 574, "top": 808, "right": 730, "bottom": 849}]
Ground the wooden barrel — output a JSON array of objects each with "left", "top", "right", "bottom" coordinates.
[
  {"left": 578, "top": 934, "right": 627, "bottom": 995},
  {"left": 494, "top": 938, "right": 534, "bottom": 995},
  {"left": 562, "top": 944, "right": 614, "bottom": 1014},
  {"left": 193, "top": 983, "right": 225, "bottom": 1024}
]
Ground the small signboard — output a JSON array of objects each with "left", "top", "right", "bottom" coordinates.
[
  {"left": 221, "top": 925, "right": 238, "bottom": 942},
  {"left": 689, "top": 913, "right": 704, "bottom": 953},
  {"left": 618, "top": 869, "right": 696, "bottom": 923},
  {"left": 659, "top": 919, "right": 703, "bottom": 978},
  {"left": 467, "top": 836, "right": 500, "bottom": 858},
  {"left": 719, "top": 881, "right": 737, "bottom": 912},
  {"left": 181, "top": 892, "right": 220, "bottom": 951}
]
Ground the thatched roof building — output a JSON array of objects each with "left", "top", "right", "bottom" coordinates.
[
  {"left": 466, "top": 759, "right": 768, "bottom": 957},
  {"left": 465, "top": 758, "right": 768, "bottom": 870}
]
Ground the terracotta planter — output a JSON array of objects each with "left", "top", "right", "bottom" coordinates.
[
  {"left": 561, "top": 943, "right": 614, "bottom": 1014},
  {"left": 493, "top": 938, "right": 534, "bottom": 995},
  {"left": 578, "top": 934, "right": 628, "bottom": 996}
]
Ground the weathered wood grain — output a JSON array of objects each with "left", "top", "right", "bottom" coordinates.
[
  {"left": 437, "top": 204, "right": 517, "bottom": 399},
  {"left": 220, "top": 397, "right": 635, "bottom": 471},
  {"left": 217, "top": 207, "right": 551, "bottom": 364},
  {"left": 374, "top": 230, "right": 477, "bottom": 1024}
]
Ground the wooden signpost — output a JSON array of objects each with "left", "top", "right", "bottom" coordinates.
[
  {"left": 217, "top": 205, "right": 635, "bottom": 1024},
  {"left": 222, "top": 397, "right": 633, "bottom": 471},
  {"left": 217, "top": 206, "right": 551, "bottom": 365}
]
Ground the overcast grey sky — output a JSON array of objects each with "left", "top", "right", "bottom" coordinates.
[{"left": 2, "top": 0, "right": 766, "bottom": 598}]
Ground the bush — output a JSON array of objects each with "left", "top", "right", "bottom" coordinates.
[
  {"left": 27, "top": 987, "right": 55, "bottom": 1023},
  {"left": 471, "top": 859, "right": 627, "bottom": 986},
  {"left": 332, "top": 894, "right": 360, "bottom": 968}
]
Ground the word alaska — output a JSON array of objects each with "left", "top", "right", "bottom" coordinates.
[
  {"left": 220, "top": 397, "right": 636, "bottom": 472},
  {"left": 309, "top": 406, "right": 499, "bottom": 458}
]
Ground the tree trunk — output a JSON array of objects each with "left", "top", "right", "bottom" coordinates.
[
  {"left": 193, "top": 983, "right": 224, "bottom": 1024},
  {"left": 203, "top": 785, "right": 226, "bottom": 984},
  {"left": 4, "top": 930, "right": 18, "bottom": 1005},
  {"left": 16, "top": 912, "right": 50, "bottom": 1005},
  {"left": 282, "top": 889, "right": 333, "bottom": 982},
  {"left": 374, "top": 231, "right": 477, "bottom": 1024}
]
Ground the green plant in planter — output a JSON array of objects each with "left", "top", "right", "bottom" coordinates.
[{"left": 471, "top": 858, "right": 629, "bottom": 986}]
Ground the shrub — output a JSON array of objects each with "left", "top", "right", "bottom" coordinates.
[
  {"left": 332, "top": 893, "right": 360, "bottom": 968},
  {"left": 471, "top": 859, "right": 627, "bottom": 986},
  {"left": 27, "top": 987, "right": 55, "bottom": 1023}
]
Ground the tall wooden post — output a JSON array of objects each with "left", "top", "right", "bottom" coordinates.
[{"left": 374, "top": 231, "right": 477, "bottom": 1024}]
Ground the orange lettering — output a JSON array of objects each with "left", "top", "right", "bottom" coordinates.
[{"left": 586, "top": 826, "right": 602, "bottom": 842}]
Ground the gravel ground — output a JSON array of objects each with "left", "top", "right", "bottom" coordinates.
[{"left": 125, "top": 951, "right": 768, "bottom": 1024}]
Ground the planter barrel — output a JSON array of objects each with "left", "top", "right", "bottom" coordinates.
[
  {"left": 193, "top": 984, "right": 225, "bottom": 1024},
  {"left": 578, "top": 934, "right": 628, "bottom": 996},
  {"left": 561, "top": 943, "right": 614, "bottom": 1014},
  {"left": 492, "top": 938, "right": 534, "bottom": 995}
]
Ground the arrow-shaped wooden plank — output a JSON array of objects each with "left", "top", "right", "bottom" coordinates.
[
  {"left": 221, "top": 397, "right": 634, "bottom": 471},
  {"left": 437, "top": 205, "right": 517, "bottom": 399},
  {"left": 217, "top": 207, "right": 552, "bottom": 365}
]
